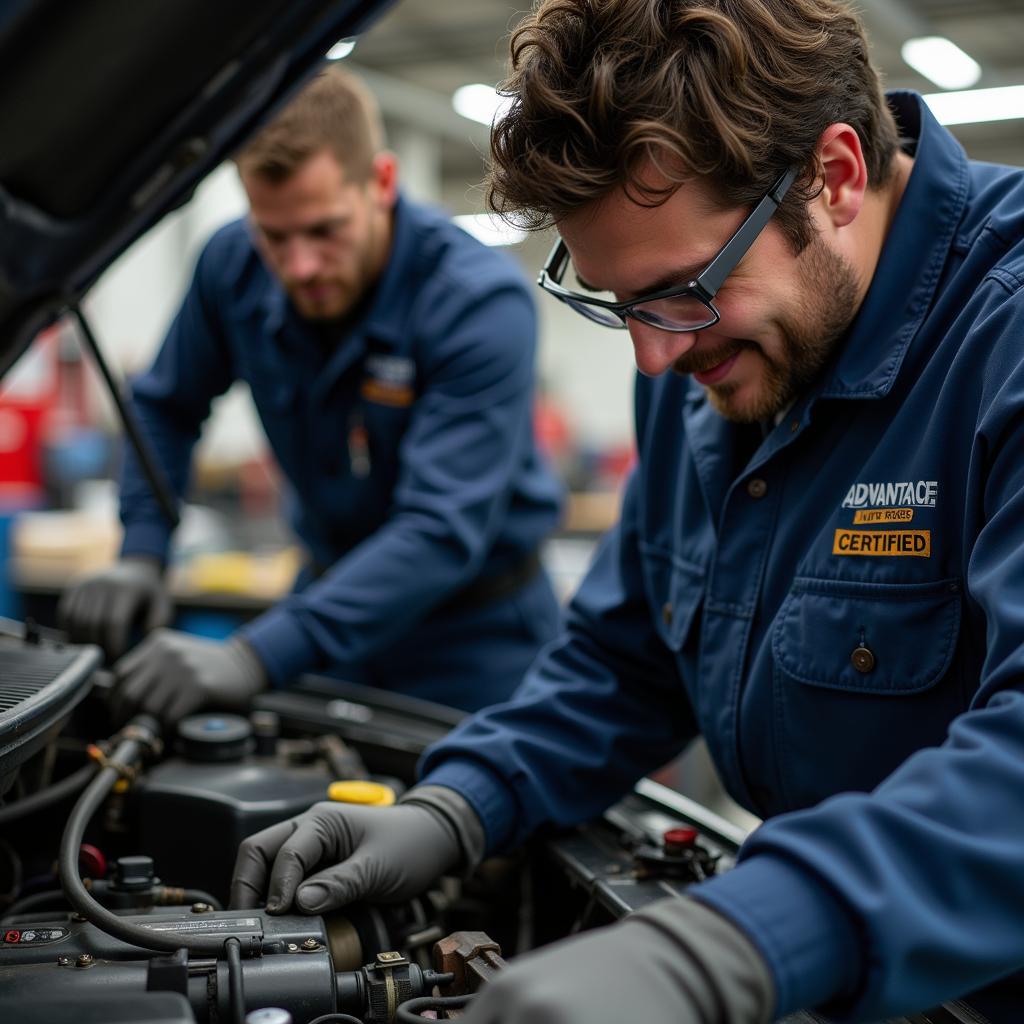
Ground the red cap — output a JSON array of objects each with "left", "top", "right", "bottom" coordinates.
[
  {"left": 78, "top": 843, "right": 107, "bottom": 879},
  {"left": 662, "top": 827, "right": 699, "bottom": 854}
]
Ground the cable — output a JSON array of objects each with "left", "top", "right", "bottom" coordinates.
[
  {"left": 0, "top": 762, "right": 99, "bottom": 825},
  {"left": 57, "top": 717, "right": 254, "bottom": 955},
  {"left": 307, "top": 1015, "right": 365, "bottom": 1024},
  {"left": 1, "top": 889, "right": 66, "bottom": 923},
  {"left": 395, "top": 995, "right": 472, "bottom": 1022},
  {"left": 225, "top": 937, "right": 245, "bottom": 1024}
]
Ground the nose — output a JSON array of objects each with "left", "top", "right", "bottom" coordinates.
[
  {"left": 627, "top": 320, "right": 699, "bottom": 377},
  {"left": 280, "top": 236, "right": 321, "bottom": 282}
]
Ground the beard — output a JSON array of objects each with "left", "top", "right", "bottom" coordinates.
[{"left": 675, "top": 237, "right": 860, "bottom": 423}]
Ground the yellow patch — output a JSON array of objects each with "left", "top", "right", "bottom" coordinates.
[
  {"left": 833, "top": 529, "right": 931, "bottom": 557},
  {"left": 852, "top": 508, "right": 915, "bottom": 525},
  {"left": 360, "top": 379, "right": 414, "bottom": 407}
]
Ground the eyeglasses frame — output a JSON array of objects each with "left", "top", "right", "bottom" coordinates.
[{"left": 536, "top": 166, "right": 800, "bottom": 332}]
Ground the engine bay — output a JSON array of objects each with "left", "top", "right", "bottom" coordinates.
[{"left": 0, "top": 619, "right": 985, "bottom": 1024}]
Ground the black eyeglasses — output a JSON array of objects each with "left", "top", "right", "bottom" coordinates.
[{"left": 537, "top": 166, "right": 799, "bottom": 333}]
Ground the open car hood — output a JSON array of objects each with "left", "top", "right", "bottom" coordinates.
[{"left": 0, "top": 0, "right": 395, "bottom": 378}]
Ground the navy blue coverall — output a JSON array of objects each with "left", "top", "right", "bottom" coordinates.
[
  {"left": 421, "top": 93, "right": 1024, "bottom": 1019},
  {"left": 119, "top": 196, "right": 564, "bottom": 711}
]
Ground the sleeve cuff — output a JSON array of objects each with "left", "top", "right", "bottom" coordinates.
[
  {"left": 239, "top": 605, "right": 318, "bottom": 686},
  {"left": 691, "top": 853, "right": 863, "bottom": 1017},
  {"left": 120, "top": 520, "right": 173, "bottom": 564},
  {"left": 417, "top": 758, "right": 521, "bottom": 856}
]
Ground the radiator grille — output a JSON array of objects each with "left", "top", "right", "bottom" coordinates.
[{"left": 0, "top": 647, "right": 82, "bottom": 712}]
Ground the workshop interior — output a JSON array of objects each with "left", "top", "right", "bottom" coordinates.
[{"left": 0, "top": 2, "right": 1022, "bottom": 1023}]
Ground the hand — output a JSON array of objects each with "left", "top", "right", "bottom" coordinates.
[
  {"left": 229, "top": 789, "right": 479, "bottom": 914},
  {"left": 462, "top": 897, "right": 774, "bottom": 1024},
  {"left": 58, "top": 556, "right": 172, "bottom": 660},
  {"left": 111, "top": 629, "right": 267, "bottom": 725}
]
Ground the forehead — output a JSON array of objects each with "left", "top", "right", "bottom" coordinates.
[
  {"left": 243, "top": 150, "right": 361, "bottom": 225},
  {"left": 558, "top": 176, "right": 745, "bottom": 291}
]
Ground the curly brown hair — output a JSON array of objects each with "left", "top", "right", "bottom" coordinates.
[{"left": 488, "top": 0, "right": 900, "bottom": 251}]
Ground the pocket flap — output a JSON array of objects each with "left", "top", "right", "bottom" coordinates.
[{"left": 772, "top": 576, "right": 961, "bottom": 694}]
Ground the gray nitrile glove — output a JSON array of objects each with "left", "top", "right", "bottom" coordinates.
[
  {"left": 58, "top": 556, "right": 172, "bottom": 660},
  {"left": 229, "top": 785, "right": 484, "bottom": 914},
  {"left": 462, "top": 896, "right": 775, "bottom": 1024},
  {"left": 111, "top": 628, "right": 268, "bottom": 725}
]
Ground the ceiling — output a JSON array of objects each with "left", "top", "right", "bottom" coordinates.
[{"left": 348, "top": 0, "right": 1024, "bottom": 185}]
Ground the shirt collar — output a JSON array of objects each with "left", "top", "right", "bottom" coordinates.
[{"left": 818, "top": 91, "right": 969, "bottom": 400}]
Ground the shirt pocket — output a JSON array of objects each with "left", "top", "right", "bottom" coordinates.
[
  {"left": 772, "top": 576, "right": 962, "bottom": 695},
  {"left": 639, "top": 541, "right": 705, "bottom": 652},
  {"left": 768, "top": 576, "right": 964, "bottom": 809}
]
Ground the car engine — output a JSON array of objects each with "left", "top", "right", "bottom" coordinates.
[{"left": 0, "top": 618, "right": 987, "bottom": 1024}]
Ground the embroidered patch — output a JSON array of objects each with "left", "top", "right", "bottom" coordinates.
[
  {"left": 833, "top": 529, "right": 931, "bottom": 557},
  {"left": 360, "top": 354, "right": 416, "bottom": 408},
  {"left": 852, "top": 508, "right": 915, "bottom": 524},
  {"left": 842, "top": 480, "right": 937, "bottom": 509}
]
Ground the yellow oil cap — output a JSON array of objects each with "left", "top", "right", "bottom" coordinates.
[{"left": 327, "top": 780, "right": 396, "bottom": 806}]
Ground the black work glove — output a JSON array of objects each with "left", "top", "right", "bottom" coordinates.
[
  {"left": 111, "top": 628, "right": 267, "bottom": 725},
  {"left": 463, "top": 896, "right": 775, "bottom": 1024},
  {"left": 229, "top": 785, "right": 484, "bottom": 914},
  {"left": 58, "top": 556, "right": 172, "bottom": 660}
]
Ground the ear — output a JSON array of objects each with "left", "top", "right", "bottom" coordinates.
[
  {"left": 814, "top": 124, "right": 868, "bottom": 230},
  {"left": 370, "top": 151, "right": 399, "bottom": 208}
]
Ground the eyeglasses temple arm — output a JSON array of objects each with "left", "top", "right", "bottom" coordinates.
[{"left": 695, "top": 166, "right": 800, "bottom": 296}]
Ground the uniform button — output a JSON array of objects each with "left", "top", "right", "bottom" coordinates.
[
  {"left": 746, "top": 478, "right": 768, "bottom": 499},
  {"left": 662, "top": 603, "right": 673, "bottom": 626},
  {"left": 790, "top": 419, "right": 800, "bottom": 434},
  {"left": 851, "top": 646, "right": 876, "bottom": 673}
]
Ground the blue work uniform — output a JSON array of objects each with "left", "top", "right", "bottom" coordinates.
[
  {"left": 119, "top": 196, "right": 564, "bottom": 711},
  {"left": 421, "top": 92, "right": 1024, "bottom": 1019}
]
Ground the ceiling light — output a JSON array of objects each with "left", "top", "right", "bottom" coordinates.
[
  {"left": 902, "top": 36, "right": 981, "bottom": 91},
  {"left": 327, "top": 39, "right": 356, "bottom": 60},
  {"left": 454, "top": 214, "right": 527, "bottom": 247},
  {"left": 452, "top": 84, "right": 513, "bottom": 126},
  {"left": 923, "top": 85, "right": 1024, "bottom": 125}
]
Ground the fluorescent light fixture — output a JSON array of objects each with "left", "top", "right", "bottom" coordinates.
[
  {"left": 327, "top": 38, "right": 356, "bottom": 60},
  {"left": 452, "top": 83, "right": 513, "bottom": 126},
  {"left": 902, "top": 36, "right": 981, "bottom": 91},
  {"left": 454, "top": 213, "right": 527, "bottom": 247},
  {"left": 923, "top": 85, "right": 1024, "bottom": 125}
]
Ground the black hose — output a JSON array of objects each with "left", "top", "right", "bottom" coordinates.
[
  {"left": 308, "top": 1015, "right": 365, "bottom": 1024},
  {"left": 225, "top": 937, "right": 245, "bottom": 1024},
  {"left": 0, "top": 762, "right": 99, "bottom": 825},
  {"left": 1, "top": 889, "right": 66, "bottom": 922},
  {"left": 57, "top": 717, "right": 254, "bottom": 955},
  {"left": 395, "top": 995, "right": 472, "bottom": 1022}
]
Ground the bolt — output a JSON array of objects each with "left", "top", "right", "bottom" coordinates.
[
  {"left": 301, "top": 937, "right": 319, "bottom": 950},
  {"left": 57, "top": 955, "right": 72, "bottom": 967},
  {"left": 191, "top": 902, "right": 212, "bottom": 914},
  {"left": 76, "top": 954, "right": 94, "bottom": 968},
  {"left": 287, "top": 943, "right": 299, "bottom": 952},
  {"left": 71, "top": 912, "right": 87, "bottom": 923}
]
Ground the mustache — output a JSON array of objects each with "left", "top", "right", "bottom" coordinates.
[{"left": 672, "top": 340, "right": 753, "bottom": 377}]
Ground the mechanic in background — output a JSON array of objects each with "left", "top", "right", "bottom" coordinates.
[
  {"left": 231, "top": 1, "right": 1024, "bottom": 1022},
  {"left": 59, "top": 67, "right": 563, "bottom": 717}
]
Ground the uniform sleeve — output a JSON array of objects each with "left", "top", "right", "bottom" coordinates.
[
  {"left": 241, "top": 282, "right": 553, "bottom": 683},
  {"left": 119, "top": 242, "right": 235, "bottom": 562},
  {"left": 418, "top": 468, "right": 700, "bottom": 852},
  {"left": 694, "top": 290, "right": 1024, "bottom": 1020}
]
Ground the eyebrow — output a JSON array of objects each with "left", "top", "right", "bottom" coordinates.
[{"left": 574, "top": 257, "right": 716, "bottom": 298}]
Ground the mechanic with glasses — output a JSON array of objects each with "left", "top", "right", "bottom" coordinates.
[
  {"left": 58, "top": 67, "right": 564, "bottom": 719},
  {"left": 232, "top": 2, "right": 1024, "bottom": 1022}
]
